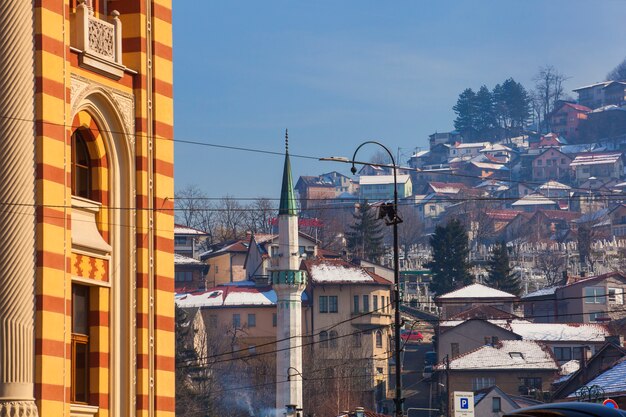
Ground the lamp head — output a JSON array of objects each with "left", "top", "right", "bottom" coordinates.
[{"left": 350, "top": 165, "right": 357, "bottom": 175}]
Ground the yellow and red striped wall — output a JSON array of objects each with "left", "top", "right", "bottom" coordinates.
[{"left": 33, "top": 1, "right": 174, "bottom": 416}]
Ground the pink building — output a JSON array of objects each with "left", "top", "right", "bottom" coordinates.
[
  {"left": 531, "top": 148, "right": 573, "bottom": 182},
  {"left": 550, "top": 102, "right": 591, "bottom": 142}
]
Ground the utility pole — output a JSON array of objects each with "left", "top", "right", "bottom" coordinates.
[{"left": 445, "top": 354, "right": 450, "bottom": 417}]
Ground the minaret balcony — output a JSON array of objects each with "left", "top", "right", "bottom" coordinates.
[
  {"left": 271, "top": 270, "right": 306, "bottom": 286},
  {"left": 71, "top": 0, "right": 125, "bottom": 79}
]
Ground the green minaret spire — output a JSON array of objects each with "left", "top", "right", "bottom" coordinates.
[{"left": 279, "top": 129, "right": 298, "bottom": 216}]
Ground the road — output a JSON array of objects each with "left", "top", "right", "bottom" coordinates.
[{"left": 402, "top": 341, "right": 439, "bottom": 417}]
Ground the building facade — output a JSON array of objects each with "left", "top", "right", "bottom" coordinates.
[{"left": 0, "top": 2, "right": 174, "bottom": 416}]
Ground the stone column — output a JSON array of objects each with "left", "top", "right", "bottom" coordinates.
[{"left": 0, "top": 1, "right": 38, "bottom": 416}]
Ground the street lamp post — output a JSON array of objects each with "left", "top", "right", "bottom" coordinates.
[{"left": 322, "top": 140, "right": 404, "bottom": 417}]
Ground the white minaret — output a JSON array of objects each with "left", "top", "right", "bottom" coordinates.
[{"left": 274, "top": 130, "right": 306, "bottom": 417}]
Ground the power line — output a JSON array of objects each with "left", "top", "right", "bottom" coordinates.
[{"left": 3, "top": 112, "right": 625, "bottom": 198}]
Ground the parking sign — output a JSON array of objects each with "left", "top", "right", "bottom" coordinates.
[{"left": 454, "top": 392, "right": 474, "bottom": 417}]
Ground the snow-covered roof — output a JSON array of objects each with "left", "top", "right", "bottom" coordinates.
[
  {"left": 436, "top": 340, "right": 558, "bottom": 371},
  {"left": 570, "top": 153, "right": 623, "bottom": 167},
  {"left": 567, "top": 358, "right": 626, "bottom": 397},
  {"left": 471, "top": 161, "right": 509, "bottom": 170},
  {"left": 454, "top": 142, "right": 490, "bottom": 149},
  {"left": 310, "top": 263, "right": 373, "bottom": 283},
  {"left": 437, "top": 283, "right": 517, "bottom": 299},
  {"left": 175, "top": 283, "right": 296, "bottom": 308},
  {"left": 521, "top": 286, "right": 559, "bottom": 299},
  {"left": 174, "top": 224, "right": 208, "bottom": 235},
  {"left": 428, "top": 182, "right": 467, "bottom": 194},
  {"left": 359, "top": 175, "right": 411, "bottom": 185},
  {"left": 560, "top": 360, "right": 580, "bottom": 376},
  {"left": 411, "top": 150, "right": 429, "bottom": 158},
  {"left": 572, "top": 81, "right": 611, "bottom": 91},
  {"left": 174, "top": 253, "right": 203, "bottom": 265},
  {"left": 511, "top": 193, "right": 556, "bottom": 207},
  {"left": 508, "top": 322, "right": 609, "bottom": 342},
  {"left": 439, "top": 318, "right": 530, "bottom": 328},
  {"left": 480, "top": 143, "right": 513, "bottom": 152},
  {"left": 539, "top": 180, "right": 571, "bottom": 190}
]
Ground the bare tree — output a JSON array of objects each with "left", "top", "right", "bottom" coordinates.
[
  {"left": 215, "top": 195, "right": 246, "bottom": 241},
  {"left": 304, "top": 331, "right": 386, "bottom": 417},
  {"left": 607, "top": 57, "right": 626, "bottom": 82},
  {"left": 395, "top": 205, "right": 424, "bottom": 266},
  {"left": 536, "top": 250, "right": 566, "bottom": 287},
  {"left": 243, "top": 197, "right": 276, "bottom": 235},
  {"left": 533, "top": 65, "right": 570, "bottom": 132},
  {"left": 175, "top": 184, "right": 210, "bottom": 228}
]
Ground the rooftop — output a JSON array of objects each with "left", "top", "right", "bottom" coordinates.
[
  {"left": 359, "top": 175, "right": 411, "bottom": 185},
  {"left": 174, "top": 253, "right": 203, "bottom": 265},
  {"left": 175, "top": 283, "right": 307, "bottom": 308},
  {"left": 436, "top": 340, "right": 558, "bottom": 371},
  {"left": 174, "top": 224, "right": 209, "bottom": 235},
  {"left": 304, "top": 259, "right": 390, "bottom": 285},
  {"left": 570, "top": 153, "right": 623, "bottom": 167},
  {"left": 437, "top": 283, "right": 518, "bottom": 300},
  {"left": 507, "top": 322, "right": 609, "bottom": 342},
  {"left": 567, "top": 357, "right": 626, "bottom": 398}
]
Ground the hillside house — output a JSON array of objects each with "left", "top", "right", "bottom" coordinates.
[
  {"left": 175, "top": 223, "right": 209, "bottom": 258},
  {"left": 448, "top": 142, "right": 490, "bottom": 162},
  {"left": 175, "top": 253, "right": 207, "bottom": 293},
  {"left": 521, "top": 272, "right": 626, "bottom": 323},
  {"left": 573, "top": 82, "right": 611, "bottom": 110},
  {"left": 295, "top": 175, "right": 337, "bottom": 210},
  {"left": 531, "top": 148, "right": 572, "bottom": 183},
  {"left": 550, "top": 102, "right": 591, "bottom": 142},
  {"left": 359, "top": 174, "right": 412, "bottom": 201},
  {"left": 201, "top": 238, "right": 250, "bottom": 287},
  {"left": 571, "top": 152, "right": 624, "bottom": 185},
  {"left": 511, "top": 193, "right": 559, "bottom": 212},
  {"left": 435, "top": 283, "right": 519, "bottom": 319}
]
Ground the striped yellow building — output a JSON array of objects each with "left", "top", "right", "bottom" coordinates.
[{"left": 0, "top": 1, "right": 174, "bottom": 416}]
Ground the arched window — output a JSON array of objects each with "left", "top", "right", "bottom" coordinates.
[
  {"left": 319, "top": 331, "right": 328, "bottom": 348},
  {"left": 71, "top": 129, "right": 92, "bottom": 199},
  {"left": 329, "top": 330, "right": 338, "bottom": 348},
  {"left": 376, "top": 330, "right": 383, "bottom": 348}
]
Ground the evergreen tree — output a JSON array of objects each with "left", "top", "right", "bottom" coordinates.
[
  {"left": 453, "top": 88, "right": 477, "bottom": 141},
  {"left": 425, "top": 219, "right": 473, "bottom": 295},
  {"left": 493, "top": 79, "right": 531, "bottom": 138},
  {"left": 345, "top": 202, "right": 385, "bottom": 263},
  {"left": 485, "top": 241, "right": 521, "bottom": 296},
  {"left": 474, "top": 85, "right": 496, "bottom": 138}
]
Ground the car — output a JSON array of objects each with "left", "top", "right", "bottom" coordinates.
[
  {"left": 400, "top": 329, "right": 423, "bottom": 343},
  {"left": 504, "top": 402, "right": 626, "bottom": 417}
]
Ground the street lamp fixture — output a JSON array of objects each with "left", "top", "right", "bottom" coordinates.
[{"left": 321, "top": 140, "right": 404, "bottom": 417}]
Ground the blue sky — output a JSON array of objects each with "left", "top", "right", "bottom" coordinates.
[{"left": 173, "top": 0, "right": 626, "bottom": 199}]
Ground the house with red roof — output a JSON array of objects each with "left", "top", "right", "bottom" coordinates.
[{"left": 550, "top": 102, "right": 591, "bottom": 142}]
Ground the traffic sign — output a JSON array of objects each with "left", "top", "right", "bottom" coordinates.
[
  {"left": 454, "top": 391, "right": 474, "bottom": 417},
  {"left": 603, "top": 399, "right": 619, "bottom": 409}
]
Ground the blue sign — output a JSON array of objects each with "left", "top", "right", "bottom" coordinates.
[{"left": 460, "top": 398, "right": 469, "bottom": 410}]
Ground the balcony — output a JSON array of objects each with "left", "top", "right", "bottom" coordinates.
[{"left": 72, "top": 0, "right": 125, "bottom": 79}]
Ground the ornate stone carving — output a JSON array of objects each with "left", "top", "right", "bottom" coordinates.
[
  {"left": 111, "top": 92, "right": 135, "bottom": 141},
  {"left": 71, "top": 74, "right": 135, "bottom": 141},
  {"left": 70, "top": 77, "right": 90, "bottom": 109},
  {"left": 87, "top": 17, "right": 115, "bottom": 59},
  {"left": 0, "top": 401, "right": 38, "bottom": 417}
]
